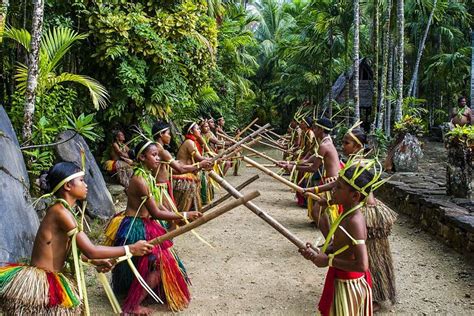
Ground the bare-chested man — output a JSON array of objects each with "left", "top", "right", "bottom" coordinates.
[{"left": 279, "top": 118, "right": 341, "bottom": 234}]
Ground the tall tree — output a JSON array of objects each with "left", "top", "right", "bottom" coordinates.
[
  {"left": 371, "top": 0, "right": 380, "bottom": 127},
  {"left": 471, "top": 31, "right": 474, "bottom": 109},
  {"left": 353, "top": 0, "right": 360, "bottom": 121},
  {"left": 407, "top": 0, "right": 438, "bottom": 98},
  {"left": 376, "top": 0, "right": 392, "bottom": 129},
  {"left": 23, "top": 0, "right": 44, "bottom": 142},
  {"left": 394, "top": 0, "right": 404, "bottom": 122}
]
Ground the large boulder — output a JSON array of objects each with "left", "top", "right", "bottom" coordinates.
[
  {"left": 0, "top": 106, "right": 40, "bottom": 262},
  {"left": 392, "top": 133, "right": 423, "bottom": 172},
  {"left": 56, "top": 130, "right": 115, "bottom": 219}
]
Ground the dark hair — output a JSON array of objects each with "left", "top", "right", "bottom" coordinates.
[
  {"left": 39, "top": 162, "right": 82, "bottom": 193},
  {"left": 182, "top": 122, "right": 197, "bottom": 135},
  {"left": 341, "top": 165, "right": 375, "bottom": 200},
  {"left": 349, "top": 128, "right": 367, "bottom": 146},
  {"left": 152, "top": 121, "right": 170, "bottom": 139},
  {"left": 130, "top": 140, "right": 156, "bottom": 161},
  {"left": 112, "top": 130, "right": 123, "bottom": 140},
  {"left": 303, "top": 116, "right": 313, "bottom": 127},
  {"left": 315, "top": 117, "right": 333, "bottom": 132}
]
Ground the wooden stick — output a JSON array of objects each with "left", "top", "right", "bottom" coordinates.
[
  {"left": 246, "top": 164, "right": 281, "bottom": 168},
  {"left": 250, "top": 127, "right": 285, "bottom": 147},
  {"left": 209, "top": 171, "right": 316, "bottom": 250},
  {"left": 201, "top": 175, "right": 260, "bottom": 213},
  {"left": 149, "top": 191, "right": 260, "bottom": 245},
  {"left": 219, "top": 133, "right": 280, "bottom": 164},
  {"left": 259, "top": 140, "right": 291, "bottom": 154},
  {"left": 222, "top": 136, "right": 261, "bottom": 160},
  {"left": 211, "top": 123, "right": 270, "bottom": 163},
  {"left": 255, "top": 124, "right": 284, "bottom": 140},
  {"left": 242, "top": 156, "right": 321, "bottom": 201},
  {"left": 235, "top": 118, "right": 258, "bottom": 139}
]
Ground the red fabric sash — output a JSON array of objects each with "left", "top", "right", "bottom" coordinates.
[
  {"left": 185, "top": 134, "right": 203, "bottom": 155},
  {"left": 318, "top": 267, "right": 372, "bottom": 316}
]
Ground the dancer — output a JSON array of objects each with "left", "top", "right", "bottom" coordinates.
[
  {"left": 0, "top": 162, "right": 152, "bottom": 315},
  {"left": 311, "top": 127, "right": 397, "bottom": 309},
  {"left": 299, "top": 158, "right": 385, "bottom": 316},
  {"left": 105, "top": 140, "right": 202, "bottom": 313}
]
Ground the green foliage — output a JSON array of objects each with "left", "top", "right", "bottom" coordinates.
[
  {"left": 3, "top": 26, "right": 109, "bottom": 109},
  {"left": 86, "top": 1, "right": 218, "bottom": 122},
  {"left": 66, "top": 113, "right": 102, "bottom": 142},
  {"left": 445, "top": 125, "right": 474, "bottom": 147},
  {"left": 393, "top": 115, "right": 426, "bottom": 137},
  {"left": 9, "top": 86, "right": 76, "bottom": 176},
  {"left": 370, "top": 128, "right": 391, "bottom": 155}
]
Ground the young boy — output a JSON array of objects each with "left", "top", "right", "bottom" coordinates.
[{"left": 299, "top": 160, "right": 382, "bottom": 315}]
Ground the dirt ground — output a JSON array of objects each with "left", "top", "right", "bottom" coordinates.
[{"left": 88, "top": 150, "right": 474, "bottom": 315}]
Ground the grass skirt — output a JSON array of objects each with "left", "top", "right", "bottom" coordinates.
[
  {"left": 0, "top": 264, "right": 81, "bottom": 315},
  {"left": 104, "top": 214, "right": 191, "bottom": 312},
  {"left": 330, "top": 275, "right": 372, "bottom": 315},
  {"left": 173, "top": 174, "right": 202, "bottom": 212},
  {"left": 361, "top": 199, "right": 397, "bottom": 304},
  {"left": 200, "top": 171, "right": 214, "bottom": 206}
]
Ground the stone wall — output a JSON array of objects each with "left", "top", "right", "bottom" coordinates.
[{"left": 378, "top": 176, "right": 474, "bottom": 256}]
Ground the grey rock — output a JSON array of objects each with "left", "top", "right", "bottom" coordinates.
[
  {"left": 0, "top": 106, "right": 39, "bottom": 262},
  {"left": 393, "top": 133, "right": 423, "bottom": 172},
  {"left": 56, "top": 130, "right": 114, "bottom": 219}
]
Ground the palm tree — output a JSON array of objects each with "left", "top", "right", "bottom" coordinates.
[
  {"left": 23, "top": 0, "right": 44, "bottom": 142},
  {"left": 4, "top": 26, "right": 109, "bottom": 140},
  {"left": 394, "top": 0, "right": 404, "bottom": 122},
  {"left": 353, "top": 0, "right": 360, "bottom": 122},
  {"left": 407, "top": 0, "right": 438, "bottom": 98}
]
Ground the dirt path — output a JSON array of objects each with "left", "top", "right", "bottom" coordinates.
[{"left": 89, "top": 150, "right": 474, "bottom": 315}]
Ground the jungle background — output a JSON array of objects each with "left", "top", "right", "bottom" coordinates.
[{"left": 0, "top": 0, "right": 473, "bottom": 177}]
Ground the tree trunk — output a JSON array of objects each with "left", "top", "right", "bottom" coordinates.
[
  {"left": 22, "top": 0, "right": 44, "bottom": 142},
  {"left": 376, "top": 0, "right": 392, "bottom": 130},
  {"left": 0, "top": 0, "right": 9, "bottom": 106},
  {"left": 371, "top": 0, "right": 380, "bottom": 129},
  {"left": 470, "top": 31, "right": 474, "bottom": 110},
  {"left": 353, "top": 0, "right": 360, "bottom": 122},
  {"left": 407, "top": 0, "right": 437, "bottom": 98},
  {"left": 394, "top": 0, "right": 404, "bottom": 122},
  {"left": 328, "top": 26, "right": 334, "bottom": 119},
  {"left": 386, "top": 36, "right": 394, "bottom": 135}
]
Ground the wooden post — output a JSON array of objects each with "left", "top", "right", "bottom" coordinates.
[
  {"left": 201, "top": 175, "right": 260, "bottom": 213},
  {"left": 149, "top": 191, "right": 260, "bottom": 245},
  {"left": 209, "top": 171, "right": 317, "bottom": 250}
]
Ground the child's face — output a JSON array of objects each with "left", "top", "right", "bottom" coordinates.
[
  {"left": 342, "top": 134, "right": 361, "bottom": 156},
  {"left": 69, "top": 176, "right": 88, "bottom": 200},
  {"left": 201, "top": 123, "right": 210, "bottom": 133},
  {"left": 192, "top": 125, "right": 202, "bottom": 137},
  {"left": 208, "top": 120, "right": 215, "bottom": 129},
  {"left": 331, "top": 178, "right": 354, "bottom": 206},
  {"left": 116, "top": 131, "right": 125, "bottom": 142},
  {"left": 161, "top": 130, "right": 171, "bottom": 145},
  {"left": 140, "top": 145, "right": 160, "bottom": 170}
]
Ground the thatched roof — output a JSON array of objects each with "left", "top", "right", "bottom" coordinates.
[{"left": 323, "top": 58, "right": 373, "bottom": 106}]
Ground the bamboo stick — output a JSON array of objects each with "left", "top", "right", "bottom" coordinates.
[
  {"left": 235, "top": 118, "right": 259, "bottom": 139},
  {"left": 242, "top": 156, "right": 321, "bottom": 201},
  {"left": 209, "top": 171, "right": 317, "bottom": 250},
  {"left": 149, "top": 191, "right": 260, "bottom": 245},
  {"left": 201, "top": 175, "right": 260, "bottom": 213},
  {"left": 255, "top": 124, "right": 284, "bottom": 140},
  {"left": 259, "top": 140, "right": 291, "bottom": 154},
  {"left": 246, "top": 164, "right": 281, "bottom": 168},
  {"left": 219, "top": 133, "right": 279, "bottom": 164},
  {"left": 210, "top": 123, "right": 270, "bottom": 163},
  {"left": 222, "top": 136, "right": 261, "bottom": 160},
  {"left": 250, "top": 127, "right": 285, "bottom": 148}
]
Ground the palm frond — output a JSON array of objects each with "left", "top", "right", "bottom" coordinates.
[
  {"left": 46, "top": 73, "right": 109, "bottom": 109},
  {"left": 3, "top": 27, "right": 31, "bottom": 51}
]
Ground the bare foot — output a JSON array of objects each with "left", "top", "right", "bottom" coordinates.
[{"left": 123, "top": 305, "right": 154, "bottom": 315}]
